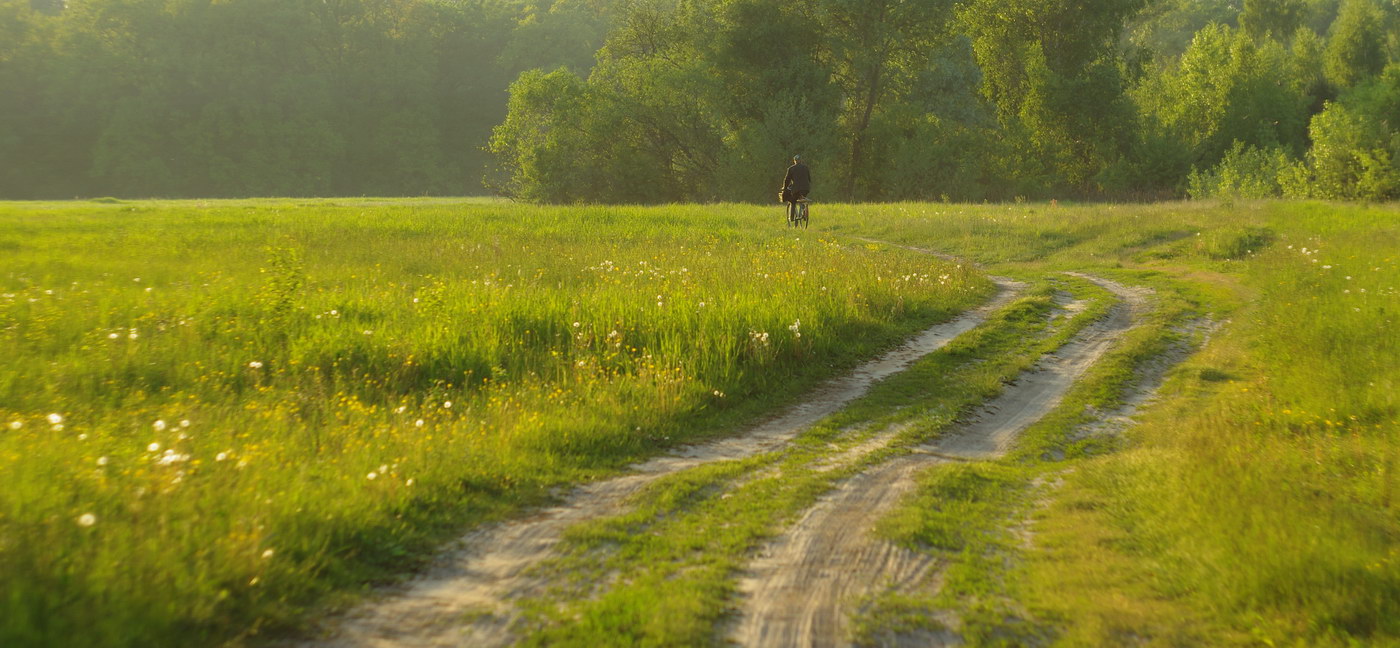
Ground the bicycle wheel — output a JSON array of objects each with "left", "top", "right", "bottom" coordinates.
[{"left": 800, "top": 203, "right": 810, "bottom": 228}]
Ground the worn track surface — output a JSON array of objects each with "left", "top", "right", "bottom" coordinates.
[
  {"left": 730, "top": 275, "right": 1150, "bottom": 648},
  {"left": 298, "top": 278, "right": 1024, "bottom": 648}
]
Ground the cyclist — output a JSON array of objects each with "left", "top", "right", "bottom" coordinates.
[{"left": 779, "top": 155, "right": 811, "bottom": 223}]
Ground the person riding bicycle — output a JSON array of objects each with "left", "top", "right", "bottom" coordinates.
[{"left": 780, "top": 155, "right": 811, "bottom": 222}]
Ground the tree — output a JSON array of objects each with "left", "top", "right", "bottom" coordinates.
[
  {"left": 962, "top": 0, "right": 1147, "bottom": 195},
  {"left": 1324, "top": 0, "right": 1387, "bottom": 88}
]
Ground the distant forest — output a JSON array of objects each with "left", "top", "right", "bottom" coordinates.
[{"left": 2, "top": 0, "right": 1398, "bottom": 202}]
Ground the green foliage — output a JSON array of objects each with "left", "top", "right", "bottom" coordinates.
[
  {"left": 961, "top": 0, "right": 1145, "bottom": 196},
  {"left": 1187, "top": 141, "right": 1299, "bottom": 198},
  {"left": 4, "top": 0, "right": 1400, "bottom": 201},
  {"left": 1292, "top": 65, "right": 1400, "bottom": 198},
  {"left": 1137, "top": 24, "right": 1310, "bottom": 170},
  {"left": 1324, "top": 0, "right": 1389, "bottom": 87}
]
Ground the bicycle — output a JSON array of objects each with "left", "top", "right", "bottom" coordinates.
[{"left": 787, "top": 197, "right": 810, "bottom": 229}]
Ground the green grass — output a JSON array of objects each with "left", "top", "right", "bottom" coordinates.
[
  {"left": 513, "top": 278, "right": 1118, "bottom": 646},
  {"left": 823, "top": 200, "right": 1400, "bottom": 646},
  {"left": 0, "top": 199, "right": 989, "bottom": 647},
  {"left": 3, "top": 197, "right": 1398, "bottom": 647}
]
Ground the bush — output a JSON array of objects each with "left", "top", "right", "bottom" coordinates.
[{"left": 1186, "top": 141, "right": 1297, "bottom": 198}]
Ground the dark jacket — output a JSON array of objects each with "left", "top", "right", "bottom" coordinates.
[{"left": 783, "top": 162, "right": 811, "bottom": 193}]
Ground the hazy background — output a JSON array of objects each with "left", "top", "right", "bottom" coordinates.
[{"left": 2, "top": 0, "right": 1398, "bottom": 202}]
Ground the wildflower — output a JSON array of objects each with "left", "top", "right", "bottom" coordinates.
[
  {"left": 8, "top": 421, "right": 20, "bottom": 430},
  {"left": 363, "top": 330, "right": 373, "bottom": 335},
  {"left": 415, "top": 419, "right": 425, "bottom": 427},
  {"left": 128, "top": 331, "right": 138, "bottom": 340},
  {"left": 47, "top": 413, "right": 63, "bottom": 425},
  {"left": 248, "top": 361, "right": 264, "bottom": 369},
  {"left": 179, "top": 420, "right": 190, "bottom": 428},
  {"left": 216, "top": 452, "right": 229, "bottom": 462},
  {"left": 77, "top": 433, "right": 86, "bottom": 440},
  {"left": 97, "top": 456, "right": 109, "bottom": 466},
  {"left": 261, "top": 549, "right": 275, "bottom": 559},
  {"left": 394, "top": 405, "right": 407, "bottom": 414},
  {"left": 153, "top": 420, "right": 167, "bottom": 432},
  {"left": 367, "top": 472, "right": 378, "bottom": 480},
  {"left": 1323, "top": 265, "right": 1332, "bottom": 269},
  {"left": 108, "top": 332, "right": 119, "bottom": 339},
  {"left": 156, "top": 450, "right": 190, "bottom": 465},
  {"left": 1345, "top": 276, "right": 1352, "bottom": 280},
  {"left": 52, "top": 423, "right": 64, "bottom": 432},
  {"left": 406, "top": 478, "right": 415, "bottom": 487},
  {"left": 713, "top": 390, "right": 725, "bottom": 397},
  {"left": 147, "top": 442, "right": 161, "bottom": 452},
  {"left": 442, "top": 401, "right": 452, "bottom": 409},
  {"left": 76, "top": 513, "right": 97, "bottom": 527},
  {"left": 572, "top": 322, "right": 580, "bottom": 327}
]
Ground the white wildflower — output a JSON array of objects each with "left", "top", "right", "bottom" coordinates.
[
  {"left": 367, "top": 472, "right": 378, "bottom": 480},
  {"left": 97, "top": 456, "right": 109, "bottom": 466},
  {"left": 415, "top": 419, "right": 425, "bottom": 428},
  {"left": 76, "top": 513, "right": 97, "bottom": 527},
  {"left": 47, "top": 413, "right": 63, "bottom": 425},
  {"left": 261, "top": 549, "right": 275, "bottom": 559},
  {"left": 152, "top": 420, "right": 167, "bottom": 432},
  {"left": 8, "top": 421, "right": 20, "bottom": 430},
  {"left": 147, "top": 442, "right": 161, "bottom": 452}
]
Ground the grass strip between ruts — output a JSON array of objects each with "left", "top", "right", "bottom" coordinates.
[{"left": 511, "top": 276, "right": 1116, "bottom": 646}]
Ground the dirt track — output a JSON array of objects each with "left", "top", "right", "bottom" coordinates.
[
  {"left": 729, "top": 275, "right": 1150, "bottom": 648},
  {"left": 299, "top": 278, "right": 1025, "bottom": 648}
]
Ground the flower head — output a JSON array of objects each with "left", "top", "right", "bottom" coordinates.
[
  {"left": 47, "top": 413, "right": 63, "bottom": 425},
  {"left": 77, "top": 513, "right": 96, "bottom": 527},
  {"left": 153, "top": 420, "right": 167, "bottom": 432}
]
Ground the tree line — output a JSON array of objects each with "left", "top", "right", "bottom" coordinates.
[{"left": 3, "top": 0, "right": 1398, "bottom": 202}]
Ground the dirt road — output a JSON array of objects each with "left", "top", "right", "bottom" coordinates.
[
  {"left": 729, "top": 276, "right": 1149, "bottom": 648},
  {"left": 300, "top": 278, "right": 1025, "bottom": 648}
]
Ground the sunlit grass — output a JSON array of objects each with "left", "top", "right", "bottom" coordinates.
[
  {"left": 0, "top": 199, "right": 987, "bottom": 647},
  {"left": 821, "top": 200, "right": 1400, "bottom": 645}
]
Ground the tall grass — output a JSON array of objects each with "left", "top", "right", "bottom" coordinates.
[
  {"left": 821, "top": 199, "right": 1400, "bottom": 644},
  {"left": 0, "top": 199, "right": 987, "bottom": 647}
]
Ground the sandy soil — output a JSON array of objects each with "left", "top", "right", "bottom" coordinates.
[
  {"left": 295, "top": 278, "right": 1026, "bottom": 648},
  {"left": 728, "top": 275, "right": 1150, "bottom": 648}
]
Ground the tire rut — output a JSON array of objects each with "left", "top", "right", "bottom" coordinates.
[
  {"left": 729, "top": 274, "right": 1149, "bottom": 648},
  {"left": 296, "top": 278, "right": 1026, "bottom": 648}
]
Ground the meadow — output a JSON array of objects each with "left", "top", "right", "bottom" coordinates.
[
  {"left": 1, "top": 197, "right": 1397, "bottom": 647},
  {"left": 817, "top": 200, "right": 1400, "bottom": 646},
  {"left": 0, "top": 199, "right": 985, "bottom": 646}
]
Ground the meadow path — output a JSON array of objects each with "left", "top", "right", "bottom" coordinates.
[
  {"left": 299, "top": 273, "right": 1027, "bottom": 647},
  {"left": 728, "top": 275, "right": 1151, "bottom": 648}
]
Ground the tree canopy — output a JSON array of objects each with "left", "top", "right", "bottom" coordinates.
[{"left": 2, "top": 0, "right": 1398, "bottom": 201}]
